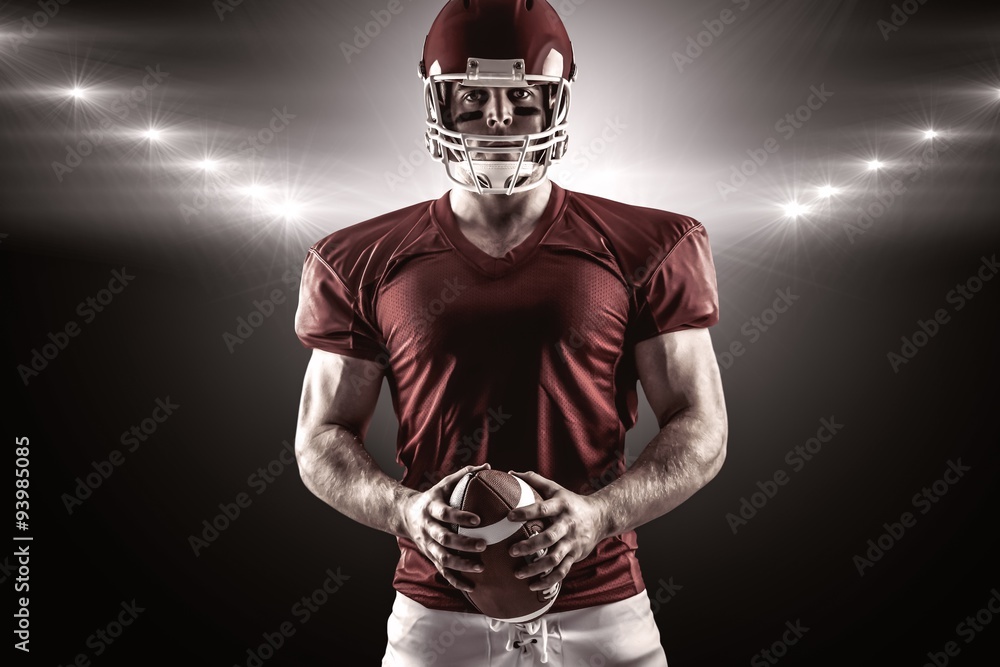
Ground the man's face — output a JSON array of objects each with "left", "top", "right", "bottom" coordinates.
[{"left": 447, "top": 84, "right": 548, "bottom": 161}]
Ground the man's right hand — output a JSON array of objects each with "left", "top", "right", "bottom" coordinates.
[{"left": 400, "top": 463, "right": 491, "bottom": 593}]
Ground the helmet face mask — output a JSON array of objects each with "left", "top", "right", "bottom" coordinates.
[
  {"left": 419, "top": 0, "right": 577, "bottom": 196},
  {"left": 423, "top": 65, "right": 571, "bottom": 195}
]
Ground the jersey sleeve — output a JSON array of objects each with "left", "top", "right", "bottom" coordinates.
[
  {"left": 629, "top": 223, "right": 720, "bottom": 342},
  {"left": 293, "top": 247, "right": 387, "bottom": 361}
]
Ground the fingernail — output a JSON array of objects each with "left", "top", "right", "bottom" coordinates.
[{"left": 470, "top": 517, "right": 479, "bottom": 525}]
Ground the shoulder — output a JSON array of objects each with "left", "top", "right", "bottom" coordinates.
[
  {"left": 562, "top": 189, "right": 710, "bottom": 287},
  {"left": 307, "top": 199, "right": 443, "bottom": 291}
]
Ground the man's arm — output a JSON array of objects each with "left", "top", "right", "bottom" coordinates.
[
  {"left": 294, "top": 348, "right": 409, "bottom": 535},
  {"left": 595, "top": 327, "right": 728, "bottom": 537},
  {"left": 294, "top": 348, "right": 489, "bottom": 591},
  {"left": 507, "top": 327, "right": 727, "bottom": 589}
]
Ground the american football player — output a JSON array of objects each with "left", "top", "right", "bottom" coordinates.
[{"left": 294, "top": 1, "right": 727, "bottom": 664}]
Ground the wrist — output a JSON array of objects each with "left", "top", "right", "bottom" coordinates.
[
  {"left": 392, "top": 484, "right": 419, "bottom": 539},
  {"left": 590, "top": 491, "right": 617, "bottom": 542}
]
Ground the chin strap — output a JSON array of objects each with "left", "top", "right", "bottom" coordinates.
[{"left": 456, "top": 160, "right": 545, "bottom": 195}]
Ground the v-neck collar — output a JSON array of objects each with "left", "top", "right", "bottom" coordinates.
[{"left": 431, "top": 182, "right": 568, "bottom": 278}]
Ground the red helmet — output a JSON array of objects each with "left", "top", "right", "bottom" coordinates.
[{"left": 420, "top": 0, "right": 578, "bottom": 195}]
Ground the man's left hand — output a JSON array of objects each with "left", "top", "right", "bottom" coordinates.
[{"left": 505, "top": 470, "right": 607, "bottom": 592}]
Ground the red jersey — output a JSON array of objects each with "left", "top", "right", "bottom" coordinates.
[{"left": 294, "top": 182, "right": 719, "bottom": 613}]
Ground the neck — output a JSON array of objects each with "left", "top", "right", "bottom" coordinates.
[{"left": 450, "top": 179, "right": 553, "bottom": 232}]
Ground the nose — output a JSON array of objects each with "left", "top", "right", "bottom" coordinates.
[{"left": 485, "top": 93, "right": 514, "bottom": 129}]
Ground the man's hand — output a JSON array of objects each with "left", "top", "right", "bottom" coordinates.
[
  {"left": 399, "top": 463, "right": 491, "bottom": 593},
  {"left": 505, "top": 470, "right": 607, "bottom": 592}
]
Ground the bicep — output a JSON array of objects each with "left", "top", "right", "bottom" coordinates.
[
  {"left": 296, "top": 349, "right": 385, "bottom": 445},
  {"left": 634, "top": 328, "right": 726, "bottom": 430}
]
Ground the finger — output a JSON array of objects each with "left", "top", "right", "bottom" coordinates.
[
  {"left": 427, "top": 499, "right": 482, "bottom": 528},
  {"left": 509, "top": 470, "right": 563, "bottom": 497},
  {"left": 428, "top": 541, "right": 484, "bottom": 574},
  {"left": 441, "top": 568, "right": 477, "bottom": 593},
  {"left": 436, "top": 463, "right": 492, "bottom": 494},
  {"left": 508, "top": 524, "right": 564, "bottom": 557},
  {"left": 514, "top": 549, "right": 562, "bottom": 580},
  {"left": 430, "top": 525, "right": 487, "bottom": 553},
  {"left": 507, "top": 497, "right": 562, "bottom": 523},
  {"left": 530, "top": 558, "right": 575, "bottom": 591}
]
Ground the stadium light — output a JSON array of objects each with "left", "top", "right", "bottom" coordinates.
[{"left": 782, "top": 202, "right": 809, "bottom": 218}]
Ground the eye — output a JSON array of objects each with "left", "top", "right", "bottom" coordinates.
[
  {"left": 510, "top": 88, "right": 533, "bottom": 101},
  {"left": 463, "top": 89, "right": 488, "bottom": 104}
]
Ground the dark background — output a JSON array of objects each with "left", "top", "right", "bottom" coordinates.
[{"left": 3, "top": 0, "right": 999, "bottom": 665}]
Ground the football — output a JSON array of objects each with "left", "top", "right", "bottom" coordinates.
[{"left": 448, "top": 469, "right": 561, "bottom": 623}]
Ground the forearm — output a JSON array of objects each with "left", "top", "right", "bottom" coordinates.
[
  {"left": 296, "top": 425, "right": 415, "bottom": 538},
  {"left": 593, "top": 408, "right": 726, "bottom": 539}
]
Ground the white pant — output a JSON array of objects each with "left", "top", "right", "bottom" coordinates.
[{"left": 382, "top": 589, "right": 669, "bottom": 666}]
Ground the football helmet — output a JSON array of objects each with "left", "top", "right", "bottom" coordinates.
[{"left": 420, "top": 0, "right": 578, "bottom": 195}]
